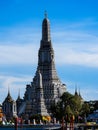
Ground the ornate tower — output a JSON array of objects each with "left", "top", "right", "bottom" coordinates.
[
  {"left": 34, "top": 70, "right": 48, "bottom": 116},
  {"left": 23, "top": 13, "right": 66, "bottom": 116},
  {"left": 2, "top": 88, "right": 17, "bottom": 120}
]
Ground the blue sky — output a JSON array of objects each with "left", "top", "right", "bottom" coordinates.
[{"left": 0, "top": 0, "right": 98, "bottom": 103}]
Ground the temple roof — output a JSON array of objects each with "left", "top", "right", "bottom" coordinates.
[{"left": 4, "top": 88, "right": 14, "bottom": 103}]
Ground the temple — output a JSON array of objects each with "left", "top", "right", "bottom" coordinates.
[
  {"left": 22, "top": 13, "right": 66, "bottom": 117},
  {"left": 3, "top": 13, "right": 66, "bottom": 119}
]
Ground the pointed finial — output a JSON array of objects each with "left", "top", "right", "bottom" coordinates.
[
  {"left": 18, "top": 88, "right": 20, "bottom": 99},
  {"left": 79, "top": 87, "right": 81, "bottom": 97},
  {"left": 75, "top": 83, "right": 78, "bottom": 95},
  {"left": 75, "top": 83, "right": 77, "bottom": 91},
  {"left": 8, "top": 85, "right": 10, "bottom": 95},
  {"left": 44, "top": 10, "right": 47, "bottom": 18}
]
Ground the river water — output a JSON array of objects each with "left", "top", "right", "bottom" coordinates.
[
  {"left": 0, "top": 124, "right": 61, "bottom": 130},
  {"left": 0, "top": 128, "right": 43, "bottom": 130}
]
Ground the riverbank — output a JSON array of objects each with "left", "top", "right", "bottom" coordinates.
[{"left": 0, "top": 123, "right": 61, "bottom": 130}]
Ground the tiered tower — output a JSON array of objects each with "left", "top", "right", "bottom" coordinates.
[
  {"left": 23, "top": 13, "right": 66, "bottom": 116},
  {"left": 2, "top": 88, "right": 17, "bottom": 120},
  {"left": 34, "top": 70, "right": 49, "bottom": 116}
]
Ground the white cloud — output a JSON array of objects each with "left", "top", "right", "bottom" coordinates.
[
  {"left": 0, "top": 28, "right": 98, "bottom": 68},
  {"left": 0, "top": 75, "right": 32, "bottom": 103},
  {"left": 0, "top": 19, "right": 98, "bottom": 68},
  {"left": 54, "top": 44, "right": 98, "bottom": 67},
  {"left": 81, "top": 88, "right": 98, "bottom": 101},
  {"left": 52, "top": 27, "right": 98, "bottom": 67},
  {"left": 0, "top": 43, "right": 38, "bottom": 65}
]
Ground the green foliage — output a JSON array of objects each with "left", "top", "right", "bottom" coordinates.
[
  {"left": 51, "top": 101, "right": 62, "bottom": 120},
  {"left": 50, "top": 91, "right": 90, "bottom": 123},
  {"left": 80, "top": 102, "right": 90, "bottom": 116}
]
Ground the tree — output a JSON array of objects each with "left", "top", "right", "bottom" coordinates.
[
  {"left": 51, "top": 92, "right": 74, "bottom": 121},
  {"left": 80, "top": 102, "right": 90, "bottom": 122},
  {"left": 50, "top": 101, "right": 62, "bottom": 120},
  {"left": 50, "top": 91, "right": 84, "bottom": 122}
]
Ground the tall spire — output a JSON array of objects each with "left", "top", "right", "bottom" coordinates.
[
  {"left": 36, "top": 70, "right": 49, "bottom": 116},
  {"left": 5, "top": 85, "right": 13, "bottom": 102},
  {"left": 23, "top": 13, "right": 66, "bottom": 116},
  {"left": 8, "top": 85, "right": 10, "bottom": 97},
  {"left": 75, "top": 84, "right": 78, "bottom": 96},
  {"left": 79, "top": 87, "right": 82, "bottom": 98},
  {"left": 42, "top": 11, "right": 51, "bottom": 42},
  {"left": 38, "top": 12, "right": 62, "bottom": 81},
  {"left": 17, "top": 89, "right": 20, "bottom": 100}
]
